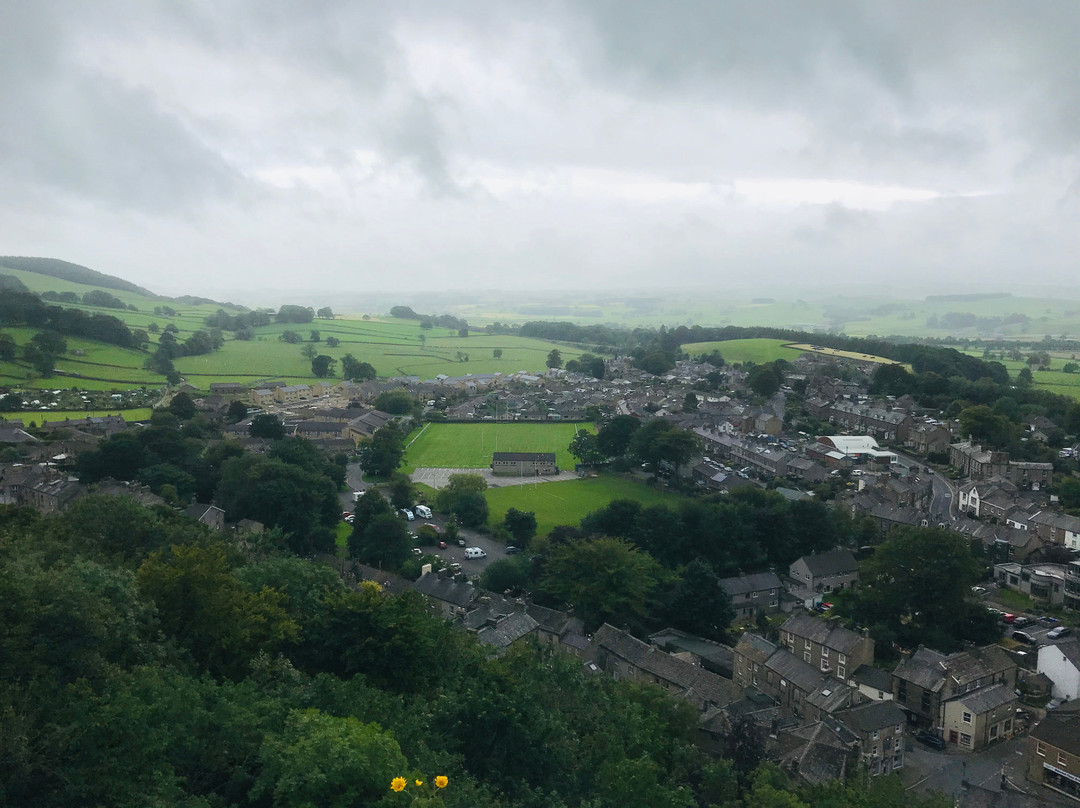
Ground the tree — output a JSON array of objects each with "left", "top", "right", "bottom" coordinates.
[
  {"left": 630, "top": 419, "right": 700, "bottom": 476},
  {"left": 358, "top": 422, "right": 405, "bottom": 477},
  {"left": 309, "top": 330, "right": 321, "bottom": 342},
  {"left": 136, "top": 542, "right": 298, "bottom": 678},
  {"left": 388, "top": 473, "right": 415, "bottom": 510},
  {"left": 301, "top": 344, "right": 318, "bottom": 361},
  {"left": 840, "top": 526, "right": 982, "bottom": 649},
  {"left": 546, "top": 349, "right": 563, "bottom": 369},
  {"left": 226, "top": 399, "right": 248, "bottom": 423},
  {"left": 683, "top": 392, "right": 698, "bottom": 412},
  {"left": 341, "top": 354, "right": 377, "bottom": 381},
  {"left": 493, "top": 348, "right": 503, "bottom": 359},
  {"left": 747, "top": 362, "right": 783, "bottom": 397},
  {"left": 634, "top": 350, "right": 674, "bottom": 375},
  {"left": 325, "top": 336, "right": 340, "bottom": 347},
  {"left": 316, "top": 306, "right": 335, "bottom": 319},
  {"left": 569, "top": 429, "right": 605, "bottom": 467},
  {"left": 280, "top": 330, "right": 303, "bottom": 344},
  {"left": 349, "top": 512, "right": 413, "bottom": 569},
  {"left": 311, "top": 354, "right": 336, "bottom": 377},
  {"left": 541, "top": 538, "right": 668, "bottom": 630},
  {"left": 250, "top": 413, "right": 286, "bottom": 440},
  {"left": 1017, "top": 367, "right": 1034, "bottom": 387},
  {"left": 503, "top": 508, "right": 538, "bottom": 544},
  {"left": 596, "top": 415, "right": 640, "bottom": 458},
  {"left": 664, "top": 559, "right": 734, "bottom": 642},
  {"left": 1064, "top": 362, "right": 1080, "bottom": 374},
  {"left": 481, "top": 557, "right": 531, "bottom": 594},
  {"left": 253, "top": 709, "right": 407, "bottom": 808},
  {"left": 166, "top": 391, "right": 196, "bottom": 420},
  {"left": 375, "top": 389, "right": 414, "bottom": 414},
  {"left": 434, "top": 473, "right": 489, "bottom": 527},
  {"left": 458, "top": 326, "right": 469, "bottom": 337}
]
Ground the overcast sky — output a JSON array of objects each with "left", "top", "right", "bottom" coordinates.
[{"left": 2, "top": 1, "right": 1079, "bottom": 299}]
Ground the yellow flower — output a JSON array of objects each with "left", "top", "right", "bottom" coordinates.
[
  {"left": 390, "top": 777, "right": 406, "bottom": 792},
  {"left": 415, "top": 779, "right": 424, "bottom": 787},
  {"left": 435, "top": 775, "right": 449, "bottom": 789}
]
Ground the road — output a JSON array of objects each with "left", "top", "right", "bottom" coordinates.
[
  {"left": 903, "top": 735, "right": 1025, "bottom": 799},
  {"left": 892, "top": 450, "right": 957, "bottom": 524}
]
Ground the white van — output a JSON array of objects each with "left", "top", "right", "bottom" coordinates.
[
  {"left": 414, "top": 505, "right": 432, "bottom": 519},
  {"left": 464, "top": 547, "right": 487, "bottom": 560},
  {"left": 352, "top": 491, "right": 365, "bottom": 502}
]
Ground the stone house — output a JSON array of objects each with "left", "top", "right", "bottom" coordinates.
[
  {"left": 940, "top": 683, "right": 1017, "bottom": 751},
  {"left": 891, "top": 644, "right": 1017, "bottom": 729},
  {"left": 185, "top": 503, "right": 225, "bottom": 530},
  {"left": 760, "top": 647, "right": 860, "bottom": 721},
  {"left": 733, "top": 632, "right": 777, "bottom": 691},
  {"left": 778, "top": 613, "right": 874, "bottom": 683},
  {"left": 788, "top": 550, "right": 860, "bottom": 600},
  {"left": 413, "top": 570, "right": 479, "bottom": 618},
  {"left": 1030, "top": 511, "right": 1080, "bottom": 551},
  {"left": 592, "top": 624, "right": 732, "bottom": 712},
  {"left": 719, "top": 571, "right": 783, "bottom": 618},
  {"left": 834, "top": 700, "right": 907, "bottom": 775},
  {"left": 1028, "top": 713, "right": 1080, "bottom": 802}
]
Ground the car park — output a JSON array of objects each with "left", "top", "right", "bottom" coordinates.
[
  {"left": 1048, "top": 626, "right": 1072, "bottom": 640},
  {"left": 915, "top": 731, "right": 946, "bottom": 750}
]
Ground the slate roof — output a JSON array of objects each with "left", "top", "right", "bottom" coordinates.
[
  {"left": 735, "top": 632, "right": 778, "bottom": 665},
  {"left": 851, "top": 664, "right": 893, "bottom": 693},
  {"left": 1030, "top": 712, "right": 1080, "bottom": 757},
  {"left": 765, "top": 648, "right": 826, "bottom": 694},
  {"left": 720, "top": 571, "right": 782, "bottom": 597},
  {"left": 892, "top": 644, "right": 1015, "bottom": 693},
  {"left": 413, "top": 572, "right": 478, "bottom": 608},
  {"left": 594, "top": 623, "right": 732, "bottom": 709},
  {"left": 835, "top": 700, "right": 906, "bottom": 735},
  {"left": 475, "top": 611, "right": 540, "bottom": 649},
  {"left": 780, "top": 613, "right": 867, "bottom": 655},
  {"left": 953, "top": 682, "right": 1016, "bottom": 714}
]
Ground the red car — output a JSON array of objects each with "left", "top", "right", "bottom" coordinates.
[
  {"left": 438, "top": 541, "right": 447, "bottom": 549},
  {"left": 1002, "top": 613, "right": 1016, "bottom": 623}
]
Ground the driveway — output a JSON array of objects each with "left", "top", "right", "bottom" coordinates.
[{"left": 411, "top": 467, "right": 579, "bottom": 489}]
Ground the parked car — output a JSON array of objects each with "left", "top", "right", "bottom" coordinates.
[
  {"left": 400, "top": 509, "right": 414, "bottom": 521},
  {"left": 971, "top": 586, "right": 988, "bottom": 596},
  {"left": 1012, "top": 616, "right": 1034, "bottom": 628},
  {"left": 505, "top": 546, "right": 523, "bottom": 555},
  {"left": 438, "top": 541, "right": 447, "bottom": 550},
  {"left": 1012, "top": 630, "right": 1038, "bottom": 645},
  {"left": 1002, "top": 613, "right": 1017, "bottom": 623},
  {"left": 464, "top": 547, "right": 487, "bottom": 560},
  {"left": 424, "top": 522, "right": 442, "bottom": 534},
  {"left": 457, "top": 538, "right": 467, "bottom": 547},
  {"left": 915, "top": 731, "right": 946, "bottom": 750},
  {"left": 1040, "top": 616, "right": 1061, "bottom": 626},
  {"left": 1048, "top": 626, "right": 1072, "bottom": 640},
  {"left": 412, "top": 547, "right": 422, "bottom": 556}
]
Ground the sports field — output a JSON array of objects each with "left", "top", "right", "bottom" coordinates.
[
  {"left": 485, "top": 475, "right": 682, "bottom": 537},
  {"left": 13, "top": 408, "right": 153, "bottom": 425},
  {"left": 402, "top": 422, "right": 591, "bottom": 473}
]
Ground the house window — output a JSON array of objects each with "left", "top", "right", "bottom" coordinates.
[
  {"left": 837, "top": 665, "right": 846, "bottom": 679},
  {"left": 752, "top": 675, "right": 758, "bottom": 686},
  {"left": 960, "top": 733, "right": 972, "bottom": 748},
  {"left": 894, "top": 737, "right": 902, "bottom": 751},
  {"left": 897, "top": 683, "right": 907, "bottom": 703},
  {"left": 770, "top": 599, "right": 777, "bottom": 607},
  {"left": 838, "top": 653, "right": 846, "bottom": 665},
  {"left": 962, "top": 711, "right": 972, "bottom": 724},
  {"left": 896, "top": 724, "right": 903, "bottom": 734},
  {"left": 1060, "top": 752, "right": 1069, "bottom": 767},
  {"left": 1004, "top": 719, "right": 1012, "bottom": 733},
  {"left": 1037, "top": 742, "right": 1046, "bottom": 757},
  {"left": 804, "top": 651, "right": 812, "bottom": 663},
  {"left": 990, "top": 725, "right": 998, "bottom": 739},
  {"left": 872, "top": 730, "right": 879, "bottom": 740},
  {"left": 920, "top": 692, "right": 932, "bottom": 712},
  {"left": 805, "top": 639, "right": 812, "bottom": 649},
  {"left": 821, "top": 648, "right": 829, "bottom": 658}
]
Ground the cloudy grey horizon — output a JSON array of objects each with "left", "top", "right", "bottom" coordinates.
[{"left": 2, "top": 1, "right": 1079, "bottom": 300}]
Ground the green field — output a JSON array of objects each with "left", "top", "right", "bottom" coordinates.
[
  {"left": 681, "top": 338, "right": 804, "bottom": 364},
  {"left": 402, "top": 422, "right": 591, "bottom": 473},
  {"left": 8, "top": 408, "right": 153, "bottom": 425},
  {"left": 0, "top": 260, "right": 587, "bottom": 391},
  {"left": 485, "top": 475, "right": 682, "bottom": 537}
]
